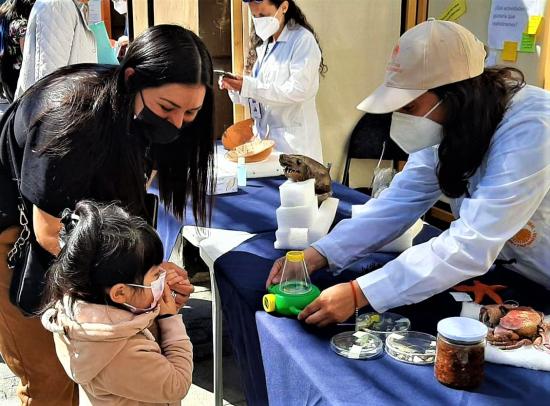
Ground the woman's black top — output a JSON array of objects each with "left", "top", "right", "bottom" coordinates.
[{"left": 0, "top": 68, "right": 149, "bottom": 235}]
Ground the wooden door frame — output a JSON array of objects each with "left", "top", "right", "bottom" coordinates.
[
  {"left": 230, "top": 0, "right": 247, "bottom": 123},
  {"left": 403, "top": 0, "right": 429, "bottom": 32},
  {"left": 542, "top": 0, "right": 550, "bottom": 90}
]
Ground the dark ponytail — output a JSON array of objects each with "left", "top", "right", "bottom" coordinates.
[
  {"left": 245, "top": 0, "right": 327, "bottom": 76},
  {"left": 433, "top": 67, "right": 525, "bottom": 198},
  {"left": 42, "top": 201, "right": 164, "bottom": 311}
]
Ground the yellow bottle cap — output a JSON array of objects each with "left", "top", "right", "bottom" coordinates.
[
  {"left": 263, "top": 294, "right": 276, "bottom": 312},
  {"left": 286, "top": 251, "right": 304, "bottom": 262}
]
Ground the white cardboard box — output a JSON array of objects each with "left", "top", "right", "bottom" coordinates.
[
  {"left": 215, "top": 144, "right": 283, "bottom": 178},
  {"left": 207, "top": 171, "right": 238, "bottom": 195}
]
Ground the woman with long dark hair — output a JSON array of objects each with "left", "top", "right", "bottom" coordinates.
[
  {"left": 220, "top": 0, "right": 327, "bottom": 162},
  {"left": 0, "top": 24, "right": 213, "bottom": 404},
  {"left": 267, "top": 20, "right": 550, "bottom": 327},
  {"left": 0, "top": 0, "right": 35, "bottom": 101}
]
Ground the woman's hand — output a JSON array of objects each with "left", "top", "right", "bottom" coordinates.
[
  {"left": 158, "top": 282, "right": 178, "bottom": 316},
  {"left": 298, "top": 281, "right": 368, "bottom": 327},
  {"left": 266, "top": 247, "right": 328, "bottom": 288},
  {"left": 266, "top": 256, "right": 286, "bottom": 288},
  {"left": 162, "top": 262, "right": 194, "bottom": 309},
  {"left": 219, "top": 75, "right": 243, "bottom": 92}
]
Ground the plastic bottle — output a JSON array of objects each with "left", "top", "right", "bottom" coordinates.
[{"left": 237, "top": 156, "right": 247, "bottom": 187}]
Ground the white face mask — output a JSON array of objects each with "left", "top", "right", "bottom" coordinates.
[
  {"left": 252, "top": 7, "right": 282, "bottom": 42},
  {"left": 123, "top": 270, "right": 166, "bottom": 314},
  {"left": 113, "top": 0, "right": 127, "bottom": 15},
  {"left": 390, "top": 100, "right": 444, "bottom": 154}
]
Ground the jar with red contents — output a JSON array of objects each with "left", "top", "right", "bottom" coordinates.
[{"left": 435, "top": 317, "right": 488, "bottom": 389}]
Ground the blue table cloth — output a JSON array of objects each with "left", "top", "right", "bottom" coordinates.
[
  {"left": 214, "top": 226, "right": 441, "bottom": 406},
  {"left": 152, "top": 176, "right": 370, "bottom": 260},
  {"left": 256, "top": 312, "right": 550, "bottom": 406},
  {"left": 152, "top": 175, "right": 443, "bottom": 404}
]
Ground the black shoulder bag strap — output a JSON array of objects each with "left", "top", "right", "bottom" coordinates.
[
  {"left": 4, "top": 104, "right": 48, "bottom": 316},
  {"left": 5, "top": 113, "right": 31, "bottom": 269}
]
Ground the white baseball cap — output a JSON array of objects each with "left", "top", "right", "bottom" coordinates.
[{"left": 357, "top": 19, "right": 486, "bottom": 114}]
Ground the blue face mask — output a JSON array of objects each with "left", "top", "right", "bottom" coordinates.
[{"left": 134, "top": 91, "right": 182, "bottom": 145}]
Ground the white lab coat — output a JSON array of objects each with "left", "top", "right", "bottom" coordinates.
[
  {"left": 313, "top": 85, "right": 550, "bottom": 312},
  {"left": 228, "top": 24, "right": 323, "bottom": 163}
]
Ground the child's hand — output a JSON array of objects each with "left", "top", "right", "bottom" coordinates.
[
  {"left": 162, "top": 262, "right": 195, "bottom": 309},
  {"left": 159, "top": 282, "right": 178, "bottom": 316}
]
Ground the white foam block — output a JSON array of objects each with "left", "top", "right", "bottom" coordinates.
[
  {"left": 308, "top": 197, "right": 339, "bottom": 244},
  {"left": 279, "top": 179, "right": 316, "bottom": 207},
  {"left": 351, "top": 203, "right": 369, "bottom": 218},
  {"left": 274, "top": 228, "right": 309, "bottom": 250},
  {"left": 276, "top": 199, "right": 318, "bottom": 229},
  {"left": 379, "top": 219, "right": 424, "bottom": 253}
]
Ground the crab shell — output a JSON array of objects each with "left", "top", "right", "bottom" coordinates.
[{"left": 499, "top": 309, "right": 543, "bottom": 337}]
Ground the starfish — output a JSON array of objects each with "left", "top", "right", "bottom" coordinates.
[{"left": 453, "top": 280, "right": 507, "bottom": 304}]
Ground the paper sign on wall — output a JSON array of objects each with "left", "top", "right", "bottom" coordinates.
[
  {"left": 502, "top": 41, "right": 518, "bottom": 61},
  {"left": 520, "top": 33, "right": 537, "bottom": 52},
  {"left": 485, "top": 49, "right": 498, "bottom": 66},
  {"left": 527, "top": 15, "right": 543, "bottom": 34},
  {"left": 488, "top": 0, "right": 544, "bottom": 49},
  {"left": 439, "top": 0, "right": 468, "bottom": 22}
]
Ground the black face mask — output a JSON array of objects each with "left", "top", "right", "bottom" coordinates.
[{"left": 134, "top": 91, "right": 182, "bottom": 144}]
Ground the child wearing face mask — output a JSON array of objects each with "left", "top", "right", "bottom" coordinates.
[{"left": 41, "top": 200, "right": 193, "bottom": 406}]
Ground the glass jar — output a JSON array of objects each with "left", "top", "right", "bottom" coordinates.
[{"left": 434, "top": 317, "right": 488, "bottom": 389}]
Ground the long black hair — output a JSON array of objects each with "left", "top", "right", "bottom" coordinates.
[
  {"left": 245, "top": 0, "right": 327, "bottom": 76},
  {"left": 42, "top": 200, "right": 164, "bottom": 310},
  {"left": 0, "top": 0, "right": 34, "bottom": 20},
  {"left": 432, "top": 67, "right": 525, "bottom": 198},
  {"left": 22, "top": 24, "right": 214, "bottom": 226}
]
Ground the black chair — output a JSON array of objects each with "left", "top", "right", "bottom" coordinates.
[{"left": 342, "top": 112, "right": 408, "bottom": 194}]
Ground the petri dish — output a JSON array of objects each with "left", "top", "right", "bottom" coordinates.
[
  {"left": 330, "top": 331, "right": 383, "bottom": 360},
  {"left": 385, "top": 331, "right": 437, "bottom": 365},
  {"left": 356, "top": 312, "right": 411, "bottom": 341}
]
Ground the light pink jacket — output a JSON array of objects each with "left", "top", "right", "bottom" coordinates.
[{"left": 42, "top": 297, "right": 193, "bottom": 405}]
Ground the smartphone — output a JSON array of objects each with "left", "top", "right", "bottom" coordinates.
[{"left": 213, "top": 69, "right": 239, "bottom": 80}]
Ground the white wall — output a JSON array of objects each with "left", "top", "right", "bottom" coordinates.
[{"left": 298, "top": 0, "right": 402, "bottom": 186}]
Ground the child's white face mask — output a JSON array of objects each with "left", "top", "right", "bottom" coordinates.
[{"left": 123, "top": 271, "right": 166, "bottom": 314}]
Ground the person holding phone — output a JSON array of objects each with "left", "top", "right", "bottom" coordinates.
[
  {"left": 0, "top": 25, "right": 213, "bottom": 405},
  {"left": 219, "top": 0, "right": 327, "bottom": 163}
]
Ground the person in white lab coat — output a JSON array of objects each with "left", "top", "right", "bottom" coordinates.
[
  {"left": 219, "top": 0, "right": 326, "bottom": 162},
  {"left": 267, "top": 20, "right": 550, "bottom": 326}
]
